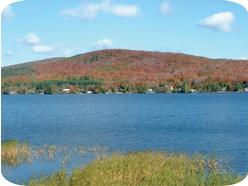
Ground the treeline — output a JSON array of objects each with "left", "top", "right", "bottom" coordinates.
[
  {"left": 2, "top": 76, "right": 248, "bottom": 94},
  {"left": 2, "top": 50, "right": 248, "bottom": 95},
  {"left": 2, "top": 76, "right": 103, "bottom": 94},
  {"left": 1, "top": 64, "right": 33, "bottom": 78},
  {"left": 113, "top": 81, "right": 248, "bottom": 93}
]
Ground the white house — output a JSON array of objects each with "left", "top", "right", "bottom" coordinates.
[
  {"left": 116, "top": 92, "right": 123, "bottom": 94},
  {"left": 9, "top": 90, "right": 17, "bottom": 95},
  {"left": 190, "top": 89, "right": 197, "bottom": 93},
  {"left": 29, "top": 89, "right": 35, "bottom": 94},
  {"left": 62, "top": 89, "right": 70, "bottom": 94},
  {"left": 169, "top": 85, "right": 174, "bottom": 90},
  {"left": 146, "top": 89, "right": 154, "bottom": 94}
]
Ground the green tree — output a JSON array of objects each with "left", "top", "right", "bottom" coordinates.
[
  {"left": 235, "top": 83, "right": 243, "bottom": 92},
  {"left": 181, "top": 81, "right": 190, "bottom": 93},
  {"left": 136, "top": 84, "right": 148, "bottom": 93},
  {"left": 44, "top": 86, "right": 54, "bottom": 94}
]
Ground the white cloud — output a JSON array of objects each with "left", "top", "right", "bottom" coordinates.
[
  {"left": 199, "top": 12, "right": 235, "bottom": 32},
  {"left": 61, "top": 1, "right": 110, "bottom": 20},
  {"left": 160, "top": 2, "right": 171, "bottom": 15},
  {"left": 93, "top": 39, "right": 112, "bottom": 50},
  {"left": 32, "top": 45, "right": 54, "bottom": 53},
  {"left": 112, "top": 5, "right": 139, "bottom": 17},
  {"left": 22, "top": 33, "right": 55, "bottom": 54},
  {"left": 2, "top": 6, "right": 14, "bottom": 20},
  {"left": 24, "top": 33, "right": 41, "bottom": 45},
  {"left": 61, "top": 0, "right": 139, "bottom": 21}
]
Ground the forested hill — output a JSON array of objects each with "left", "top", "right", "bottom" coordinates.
[{"left": 2, "top": 49, "right": 248, "bottom": 94}]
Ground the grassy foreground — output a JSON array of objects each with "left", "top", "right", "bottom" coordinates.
[
  {"left": 28, "top": 152, "right": 243, "bottom": 186},
  {"left": 1, "top": 140, "right": 31, "bottom": 166}
]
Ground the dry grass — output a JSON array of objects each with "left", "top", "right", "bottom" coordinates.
[
  {"left": 1, "top": 140, "right": 31, "bottom": 166},
  {"left": 28, "top": 152, "right": 243, "bottom": 186},
  {"left": 2, "top": 141, "right": 109, "bottom": 168}
]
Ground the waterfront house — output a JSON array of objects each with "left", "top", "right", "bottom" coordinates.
[
  {"left": 190, "top": 89, "right": 197, "bottom": 93},
  {"left": 146, "top": 89, "right": 154, "bottom": 94},
  {"left": 62, "top": 89, "right": 70, "bottom": 94},
  {"left": 9, "top": 90, "right": 17, "bottom": 95},
  {"left": 116, "top": 92, "right": 124, "bottom": 94},
  {"left": 170, "top": 86, "right": 174, "bottom": 90},
  {"left": 29, "top": 89, "right": 35, "bottom": 94}
]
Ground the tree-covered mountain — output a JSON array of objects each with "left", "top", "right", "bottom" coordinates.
[{"left": 2, "top": 49, "right": 248, "bottom": 94}]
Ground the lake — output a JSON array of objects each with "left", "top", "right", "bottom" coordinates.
[{"left": 1, "top": 93, "right": 248, "bottom": 184}]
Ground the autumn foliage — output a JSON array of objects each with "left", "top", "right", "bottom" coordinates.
[{"left": 2, "top": 49, "right": 248, "bottom": 92}]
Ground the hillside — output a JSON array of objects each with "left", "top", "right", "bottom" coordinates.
[{"left": 2, "top": 49, "right": 248, "bottom": 94}]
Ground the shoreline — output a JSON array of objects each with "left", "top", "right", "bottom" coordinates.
[
  {"left": 2, "top": 91, "right": 248, "bottom": 96},
  {"left": 1, "top": 140, "right": 245, "bottom": 185}
]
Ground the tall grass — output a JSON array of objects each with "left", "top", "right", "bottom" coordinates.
[
  {"left": 2, "top": 141, "right": 109, "bottom": 167},
  {"left": 1, "top": 140, "right": 31, "bottom": 166},
  {"left": 28, "top": 152, "right": 243, "bottom": 186}
]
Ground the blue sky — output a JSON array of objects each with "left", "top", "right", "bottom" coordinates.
[{"left": 1, "top": 0, "right": 248, "bottom": 66}]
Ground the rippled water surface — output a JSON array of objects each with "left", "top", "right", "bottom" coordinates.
[{"left": 2, "top": 93, "right": 248, "bottom": 183}]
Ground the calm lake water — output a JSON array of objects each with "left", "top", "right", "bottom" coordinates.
[{"left": 2, "top": 93, "right": 248, "bottom": 184}]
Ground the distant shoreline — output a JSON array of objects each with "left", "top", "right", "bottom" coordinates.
[
  {"left": 2, "top": 49, "right": 248, "bottom": 96},
  {"left": 2, "top": 91, "right": 248, "bottom": 96}
]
